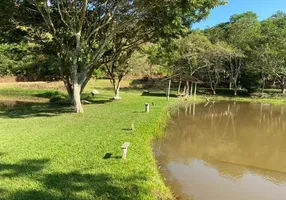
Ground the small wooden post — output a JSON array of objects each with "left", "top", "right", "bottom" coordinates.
[
  {"left": 167, "top": 79, "right": 171, "bottom": 101},
  {"left": 131, "top": 121, "right": 135, "bottom": 130},
  {"left": 152, "top": 102, "right": 155, "bottom": 106},
  {"left": 121, "top": 142, "right": 130, "bottom": 159},
  {"left": 190, "top": 82, "right": 193, "bottom": 97},
  {"left": 145, "top": 103, "right": 150, "bottom": 113}
]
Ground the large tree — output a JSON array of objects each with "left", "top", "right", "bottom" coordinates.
[
  {"left": 203, "top": 42, "right": 229, "bottom": 95},
  {"left": 15, "top": 0, "right": 225, "bottom": 113}
]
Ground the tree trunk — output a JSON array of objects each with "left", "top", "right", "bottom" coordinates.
[
  {"left": 185, "top": 81, "right": 189, "bottom": 98},
  {"left": 63, "top": 78, "right": 74, "bottom": 104},
  {"left": 233, "top": 79, "right": 238, "bottom": 96},
  {"left": 114, "top": 82, "right": 121, "bottom": 100},
  {"left": 229, "top": 81, "right": 232, "bottom": 89},
  {"left": 212, "top": 89, "right": 216, "bottom": 95},
  {"left": 167, "top": 80, "right": 171, "bottom": 101},
  {"left": 111, "top": 77, "right": 122, "bottom": 100},
  {"left": 194, "top": 83, "right": 197, "bottom": 100},
  {"left": 234, "top": 87, "right": 238, "bottom": 96},
  {"left": 177, "top": 80, "right": 182, "bottom": 95},
  {"left": 73, "top": 82, "right": 84, "bottom": 113},
  {"left": 261, "top": 78, "right": 266, "bottom": 96},
  {"left": 182, "top": 84, "right": 186, "bottom": 96},
  {"left": 281, "top": 76, "right": 286, "bottom": 94},
  {"left": 71, "top": 32, "right": 84, "bottom": 113}
]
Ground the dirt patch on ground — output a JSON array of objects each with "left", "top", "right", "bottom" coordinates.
[
  {"left": 0, "top": 81, "right": 66, "bottom": 91},
  {"left": 0, "top": 76, "right": 17, "bottom": 83},
  {"left": 0, "top": 96, "right": 49, "bottom": 103}
]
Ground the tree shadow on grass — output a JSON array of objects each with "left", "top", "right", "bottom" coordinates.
[
  {"left": 42, "top": 171, "right": 147, "bottom": 199},
  {"left": 0, "top": 152, "right": 6, "bottom": 157},
  {"left": 0, "top": 159, "right": 50, "bottom": 199},
  {"left": 0, "top": 92, "right": 116, "bottom": 119},
  {"left": 103, "top": 153, "right": 121, "bottom": 160},
  {"left": 141, "top": 92, "right": 177, "bottom": 98},
  {"left": 0, "top": 187, "right": 7, "bottom": 200},
  {"left": 33, "top": 91, "right": 63, "bottom": 99},
  {"left": 9, "top": 172, "right": 149, "bottom": 200},
  {"left": 1, "top": 158, "right": 152, "bottom": 199},
  {"left": 81, "top": 93, "right": 114, "bottom": 105},
  {"left": 0, "top": 103, "right": 74, "bottom": 119},
  {"left": 86, "top": 99, "right": 114, "bottom": 105},
  {"left": 0, "top": 159, "right": 50, "bottom": 178},
  {"left": 8, "top": 190, "right": 59, "bottom": 200}
]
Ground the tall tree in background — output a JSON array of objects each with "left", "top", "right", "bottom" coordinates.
[
  {"left": 226, "top": 12, "right": 260, "bottom": 95},
  {"left": 260, "top": 12, "right": 286, "bottom": 93}
]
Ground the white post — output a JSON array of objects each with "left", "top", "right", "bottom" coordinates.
[
  {"left": 121, "top": 142, "right": 130, "bottom": 159},
  {"left": 145, "top": 103, "right": 150, "bottom": 113},
  {"left": 122, "top": 148, "right": 128, "bottom": 159},
  {"left": 190, "top": 82, "right": 193, "bottom": 97},
  {"left": 167, "top": 79, "right": 171, "bottom": 101}
]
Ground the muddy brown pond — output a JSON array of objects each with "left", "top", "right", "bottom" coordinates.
[{"left": 154, "top": 101, "right": 286, "bottom": 200}]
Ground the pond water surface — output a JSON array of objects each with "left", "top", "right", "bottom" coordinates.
[{"left": 154, "top": 101, "right": 286, "bottom": 200}]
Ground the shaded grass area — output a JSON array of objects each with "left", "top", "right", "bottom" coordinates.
[{"left": 0, "top": 83, "right": 174, "bottom": 199}]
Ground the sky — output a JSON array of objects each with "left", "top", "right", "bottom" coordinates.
[{"left": 192, "top": 0, "right": 286, "bottom": 29}]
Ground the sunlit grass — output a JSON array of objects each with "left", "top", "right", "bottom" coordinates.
[{"left": 0, "top": 80, "right": 174, "bottom": 200}]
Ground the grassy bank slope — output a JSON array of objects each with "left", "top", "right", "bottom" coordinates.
[{"left": 0, "top": 83, "right": 174, "bottom": 199}]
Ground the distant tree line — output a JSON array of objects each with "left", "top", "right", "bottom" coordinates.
[{"left": 149, "top": 11, "right": 286, "bottom": 96}]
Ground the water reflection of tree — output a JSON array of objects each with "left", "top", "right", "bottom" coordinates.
[{"left": 157, "top": 102, "right": 286, "bottom": 182}]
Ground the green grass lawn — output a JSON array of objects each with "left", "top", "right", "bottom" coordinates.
[
  {"left": 0, "top": 81, "right": 175, "bottom": 200},
  {"left": 1, "top": 79, "right": 286, "bottom": 200}
]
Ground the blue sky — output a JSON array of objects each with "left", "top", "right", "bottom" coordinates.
[{"left": 193, "top": 0, "right": 286, "bottom": 29}]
